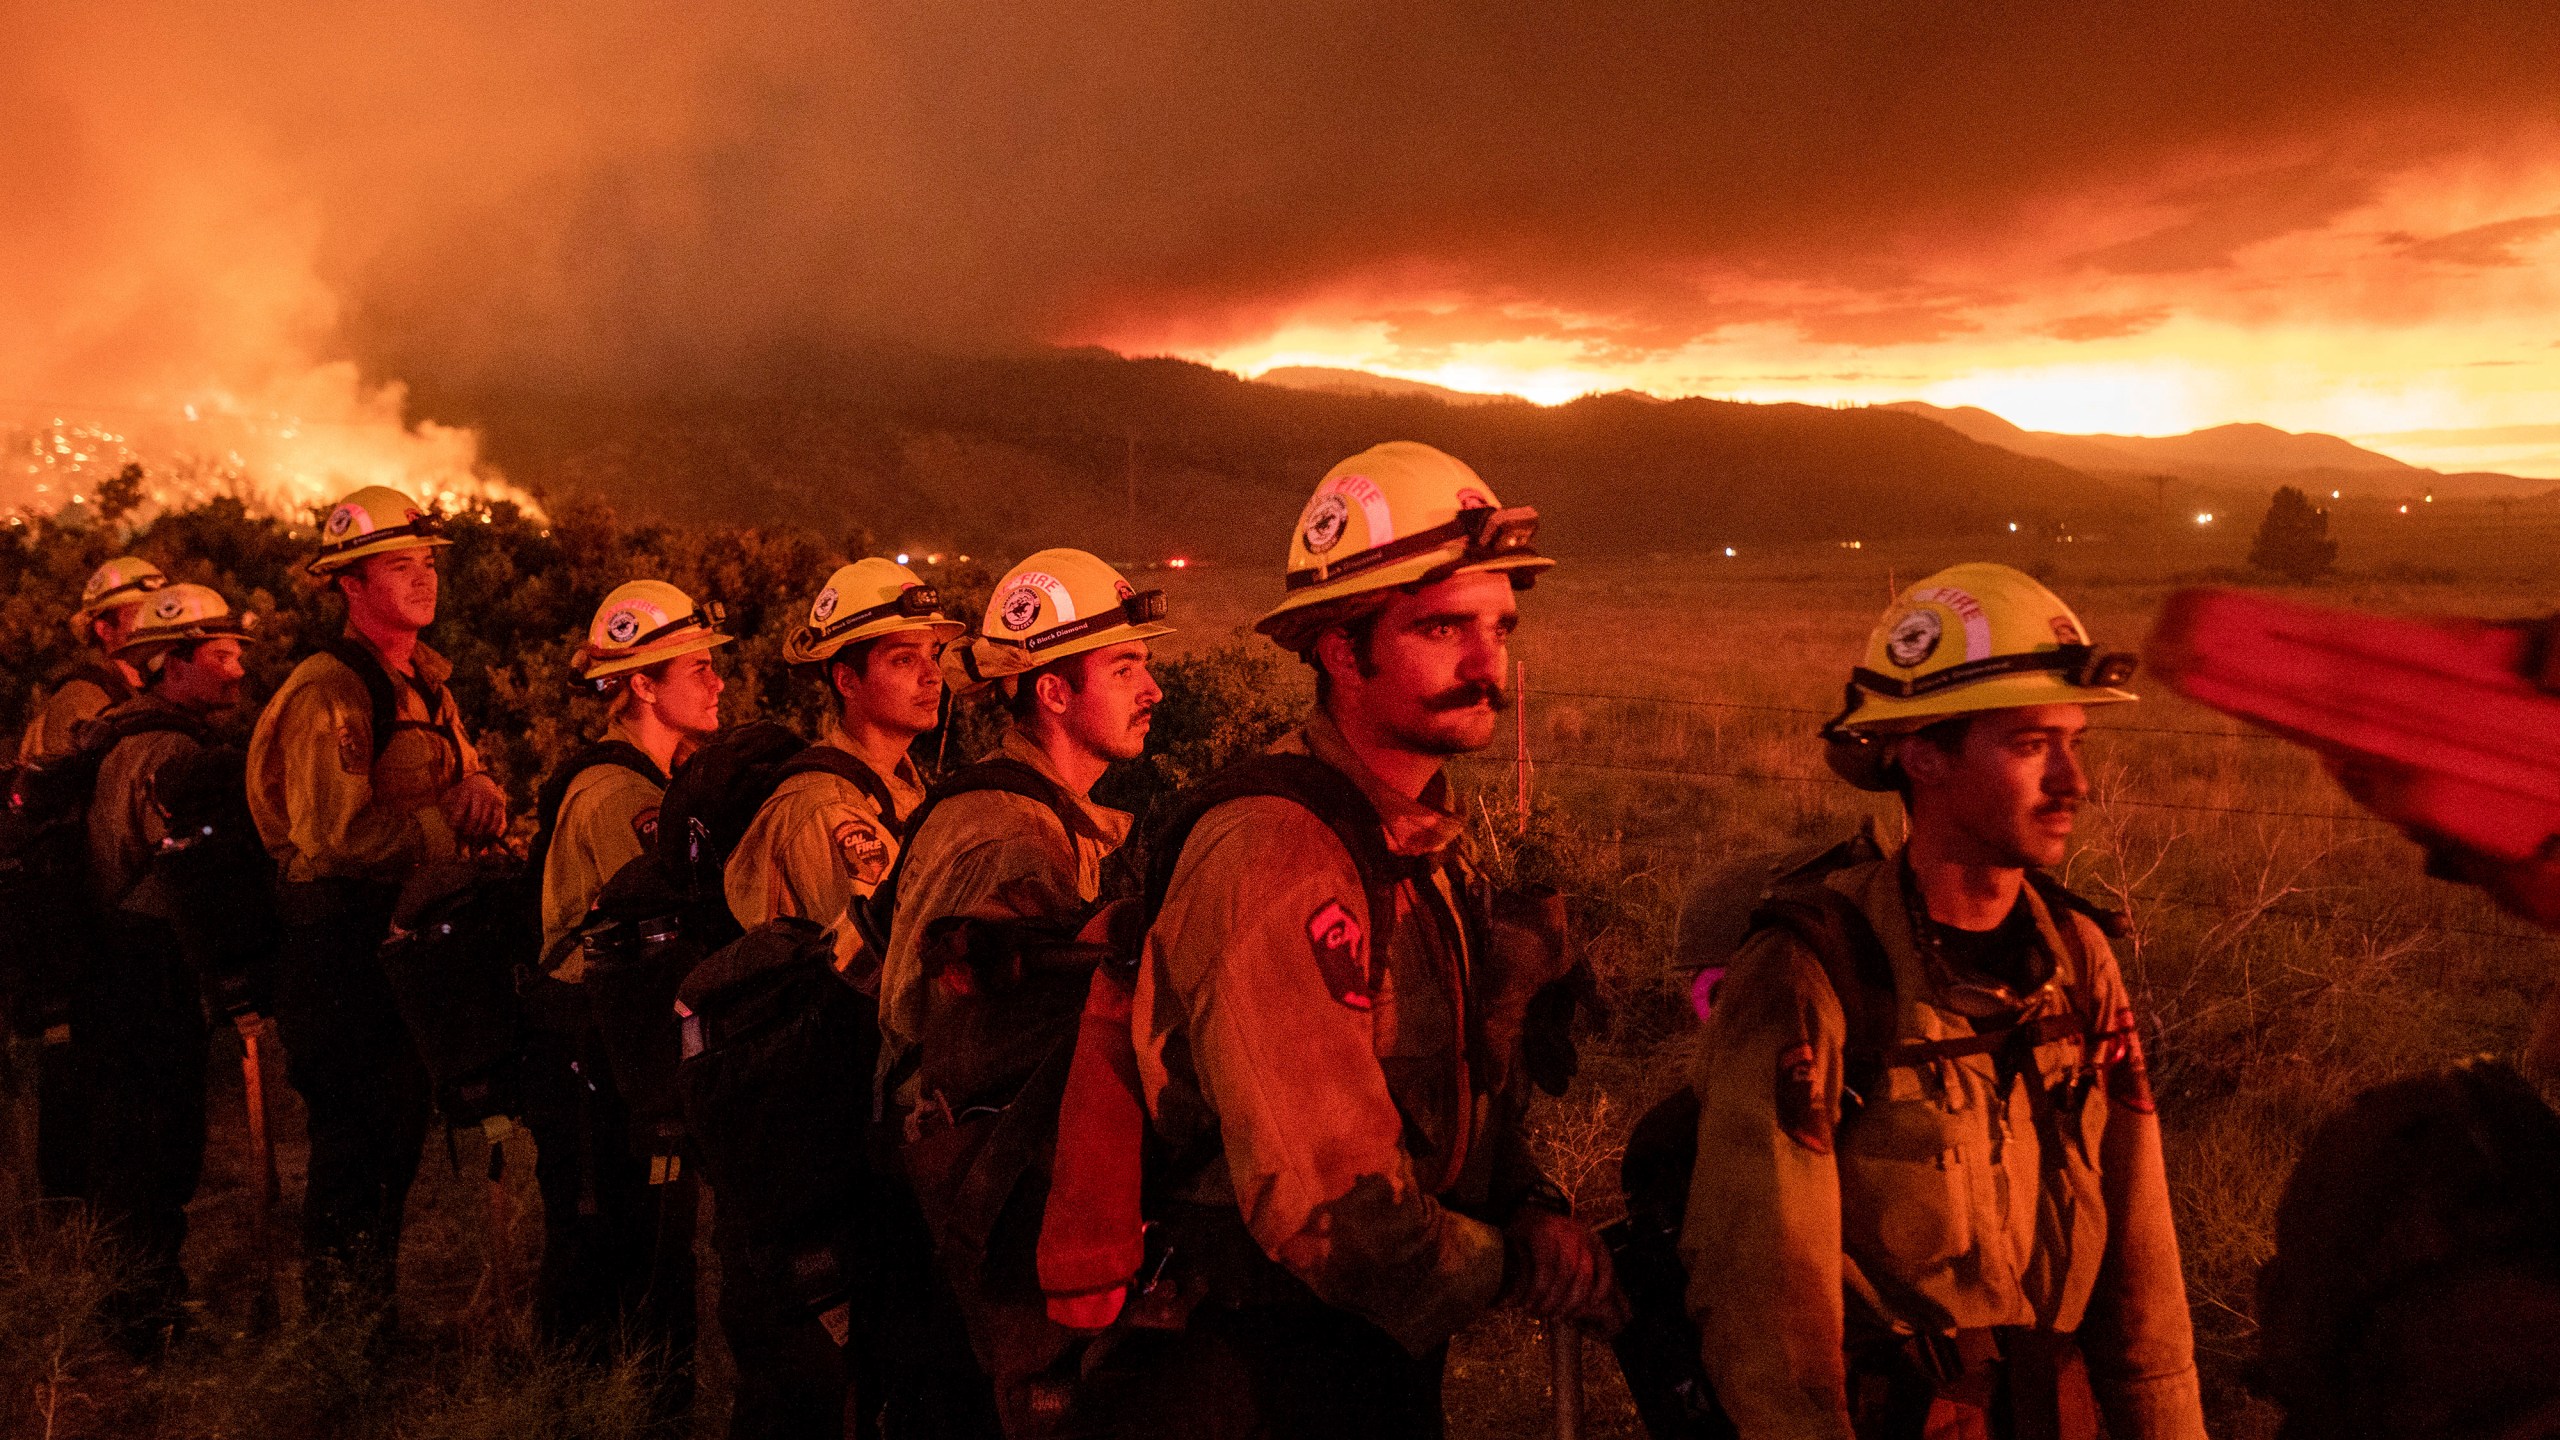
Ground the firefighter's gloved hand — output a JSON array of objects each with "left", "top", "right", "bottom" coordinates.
[
  {"left": 1502, "top": 1209, "right": 1630, "bottom": 1336},
  {"left": 440, "top": 772, "right": 509, "bottom": 844}
]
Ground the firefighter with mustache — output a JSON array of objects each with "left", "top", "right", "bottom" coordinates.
[
  {"left": 878, "top": 548, "right": 1170, "bottom": 1436},
  {"left": 246, "top": 485, "right": 510, "bottom": 1326},
  {"left": 1130, "top": 443, "right": 1624, "bottom": 1437},
  {"left": 1683, "top": 564, "right": 2204, "bottom": 1440}
]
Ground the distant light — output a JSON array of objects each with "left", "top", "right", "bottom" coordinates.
[
  {"left": 1167, "top": 557, "right": 1189, "bottom": 569},
  {"left": 2398, "top": 504, "right": 2409, "bottom": 514},
  {"left": 926, "top": 552, "right": 944, "bottom": 565},
  {"left": 2007, "top": 522, "right": 2019, "bottom": 533},
  {"left": 1723, "top": 546, "right": 1737, "bottom": 558},
  {"left": 2195, "top": 512, "right": 2213, "bottom": 525},
  {"left": 2423, "top": 493, "right": 2434, "bottom": 503},
  {"left": 1836, "top": 540, "right": 1862, "bottom": 550},
  {"left": 2331, "top": 490, "right": 2341, "bottom": 499},
  {"left": 895, "top": 552, "right": 911, "bottom": 565}
]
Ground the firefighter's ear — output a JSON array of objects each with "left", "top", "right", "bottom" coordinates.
[{"left": 1894, "top": 732, "right": 1953, "bottom": 789}]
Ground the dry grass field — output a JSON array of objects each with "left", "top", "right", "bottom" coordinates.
[{"left": 5, "top": 500, "right": 2555, "bottom": 1438}]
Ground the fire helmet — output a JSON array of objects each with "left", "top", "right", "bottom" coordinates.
[
  {"left": 113, "top": 583, "right": 260, "bottom": 659},
  {"left": 1823, "top": 562, "right": 2138, "bottom": 791},
  {"left": 70, "top": 556, "right": 169, "bottom": 631},
  {"left": 308, "top": 485, "right": 451, "bottom": 576},
  {"left": 572, "top": 580, "right": 734, "bottom": 689},
  {"left": 946, "top": 549, "right": 1173, "bottom": 695},
  {"left": 1255, "top": 441, "right": 1550, "bottom": 643},
  {"left": 782, "top": 559, "right": 964, "bottom": 667}
]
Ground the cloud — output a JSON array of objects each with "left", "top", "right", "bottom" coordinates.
[
  {"left": 2391, "top": 212, "right": 2560, "bottom": 266},
  {"left": 2038, "top": 306, "right": 2174, "bottom": 341}
]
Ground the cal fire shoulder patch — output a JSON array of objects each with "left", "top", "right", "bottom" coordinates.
[
  {"left": 632, "top": 805, "right": 661, "bottom": 847},
  {"left": 335, "top": 720, "right": 370, "bottom": 777},
  {"left": 1305, "top": 899, "right": 1372, "bottom": 1009},
  {"left": 833, "top": 815, "right": 892, "bottom": 886},
  {"left": 1776, "top": 1041, "right": 1834, "bottom": 1154}
]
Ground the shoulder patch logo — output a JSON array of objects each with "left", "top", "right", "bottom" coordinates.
[
  {"left": 632, "top": 805, "right": 660, "bottom": 846},
  {"left": 1777, "top": 1041, "right": 1833, "bottom": 1154},
  {"left": 2099, "top": 1006, "right": 2155, "bottom": 1114},
  {"left": 335, "top": 720, "right": 370, "bottom": 777},
  {"left": 1305, "top": 899, "right": 1372, "bottom": 1009},
  {"left": 833, "top": 815, "right": 892, "bottom": 885}
]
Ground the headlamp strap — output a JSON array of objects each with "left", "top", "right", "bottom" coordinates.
[
  {"left": 805, "top": 585, "right": 944, "bottom": 648},
  {"left": 1852, "top": 645, "right": 2138, "bottom": 700},
  {"left": 1021, "top": 589, "right": 1167, "bottom": 655},
  {"left": 1286, "top": 505, "right": 1542, "bottom": 592}
]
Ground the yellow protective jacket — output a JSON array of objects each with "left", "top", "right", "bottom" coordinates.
[
  {"left": 1134, "top": 711, "right": 1546, "bottom": 1357},
  {"left": 1681, "top": 855, "right": 2205, "bottom": 1440},
  {"left": 724, "top": 726, "right": 925, "bottom": 989},
  {"left": 878, "top": 727, "right": 1128, "bottom": 1092},
  {"left": 17, "top": 662, "right": 132, "bottom": 762},
  {"left": 246, "top": 634, "right": 483, "bottom": 886},
  {"left": 539, "top": 720, "right": 669, "bottom": 972}
]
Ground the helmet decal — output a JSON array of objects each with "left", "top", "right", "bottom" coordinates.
[
  {"left": 152, "top": 593, "right": 188, "bottom": 621},
  {"left": 1908, "top": 585, "right": 1993, "bottom": 660},
  {"left": 1883, "top": 609, "right": 1942, "bottom": 669},
  {"left": 999, "top": 585, "right": 1044, "bottom": 632},
  {"left": 604, "top": 608, "right": 644, "bottom": 645},
  {"left": 324, "top": 503, "right": 363, "bottom": 539},
  {"left": 1301, "top": 493, "right": 1351, "bottom": 555},
  {"left": 809, "top": 586, "right": 840, "bottom": 624}
]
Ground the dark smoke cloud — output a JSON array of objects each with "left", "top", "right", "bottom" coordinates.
[{"left": 8, "top": 0, "right": 2560, "bottom": 410}]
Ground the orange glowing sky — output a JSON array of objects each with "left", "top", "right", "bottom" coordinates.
[{"left": 6, "top": 2, "right": 2560, "bottom": 502}]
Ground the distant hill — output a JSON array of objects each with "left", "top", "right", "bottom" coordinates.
[
  {"left": 1883, "top": 401, "right": 2542, "bottom": 498},
  {"left": 411, "top": 347, "right": 2158, "bottom": 565},
  {"left": 1256, "top": 366, "right": 1527, "bottom": 406}
]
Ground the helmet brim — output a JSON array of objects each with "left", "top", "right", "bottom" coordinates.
[
  {"left": 580, "top": 630, "right": 735, "bottom": 682},
  {"left": 1254, "top": 551, "right": 1551, "bottom": 636},
  {"left": 307, "top": 533, "right": 453, "bottom": 577},
  {"left": 1835, "top": 674, "right": 2139, "bottom": 733}
]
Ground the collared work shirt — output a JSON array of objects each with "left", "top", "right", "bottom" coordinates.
[
  {"left": 1682, "top": 856, "right": 2205, "bottom": 1440},
  {"left": 1134, "top": 710, "right": 1530, "bottom": 1357},
  {"left": 540, "top": 719, "right": 668, "bottom": 973},
  {"left": 246, "top": 634, "right": 483, "bottom": 886},
  {"left": 725, "top": 726, "right": 926, "bottom": 987}
]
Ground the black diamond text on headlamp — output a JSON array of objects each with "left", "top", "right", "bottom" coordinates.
[
  {"left": 315, "top": 510, "right": 445, "bottom": 563},
  {"left": 1022, "top": 588, "right": 1168, "bottom": 655},
  {"left": 1851, "top": 644, "right": 2139, "bottom": 701},
  {"left": 1285, "top": 504, "right": 1542, "bottom": 592},
  {"left": 803, "top": 585, "right": 945, "bottom": 650}
]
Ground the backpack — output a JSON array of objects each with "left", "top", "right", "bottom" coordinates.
[
  {"left": 137, "top": 744, "right": 279, "bottom": 1019},
  {"left": 0, "top": 704, "right": 212, "bottom": 1039},
  {"left": 378, "top": 741, "right": 666, "bottom": 1130},
  {"left": 576, "top": 721, "right": 811, "bottom": 1170},
  {"left": 1604, "top": 830, "right": 2124, "bottom": 1440},
  {"left": 674, "top": 917, "right": 887, "bottom": 1321}
]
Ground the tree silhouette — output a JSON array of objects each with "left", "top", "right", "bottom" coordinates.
[{"left": 2248, "top": 485, "right": 2339, "bottom": 582}]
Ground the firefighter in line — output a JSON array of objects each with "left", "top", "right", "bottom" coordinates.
[
  {"left": 721, "top": 558, "right": 984, "bottom": 1440},
  {"left": 246, "top": 485, "right": 509, "bottom": 1324},
  {"left": 879, "top": 548, "right": 1170, "bottom": 1435},
  {"left": 5, "top": 556, "right": 172, "bottom": 1214},
  {"left": 522, "top": 581, "right": 731, "bottom": 1399},
  {"left": 1133, "top": 442, "right": 1623, "bottom": 1436},
  {"left": 77, "top": 583, "right": 262, "bottom": 1352},
  {"left": 1683, "top": 563, "right": 2204, "bottom": 1440},
  {"left": 17, "top": 555, "right": 168, "bottom": 762}
]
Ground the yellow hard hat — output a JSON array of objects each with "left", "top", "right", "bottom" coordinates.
[
  {"left": 1822, "top": 563, "right": 2137, "bottom": 787},
  {"left": 946, "top": 548, "right": 1174, "bottom": 694},
  {"left": 1256, "top": 441, "right": 1551, "bottom": 637},
  {"left": 782, "top": 559, "right": 964, "bottom": 666},
  {"left": 572, "top": 580, "right": 734, "bottom": 687},
  {"left": 70, "top": 556, "right": 169, "bottom": 630},
  {"left": 114, "top": 583, "right": 260, "bottom": 658},
  {"left": 308, "top": 485, "right": 451, "bottom": 576}
]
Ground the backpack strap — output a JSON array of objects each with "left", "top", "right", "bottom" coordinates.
[
  {"left": 775, "top": 746, "right": 910, "bottom": 841},
  {"left": 1144, "top": 751, "right": 1415, "bottom": 928},
  {"left": 321, "top": 637, "right": 444, "bottom": 762},
  {"left": 61, "top": 659, "right": 137, "bottom": 708},
  {"left": 1746, "top": 882, "right": 1901, "bottom": 1110},
  {"left": 859, "top": 756, "right": 1081, "bottom": 962},
  {"left": 530, "top": 740, "right": 667, "bottom": 877}
]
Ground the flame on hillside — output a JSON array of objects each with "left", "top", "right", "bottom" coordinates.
[{"left": 4, "top": 364, "right": 536, "bottom": 530}]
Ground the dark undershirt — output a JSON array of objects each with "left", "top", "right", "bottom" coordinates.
[{"left": 1929, "top": 896, "right": 2046, "bottom": 996}]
